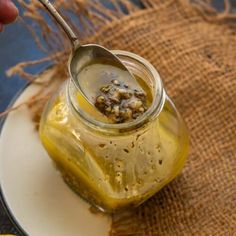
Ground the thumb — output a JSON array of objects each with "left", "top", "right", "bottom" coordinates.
[{"left": 0, "top": 0, "right": 19, "bottom": 25}]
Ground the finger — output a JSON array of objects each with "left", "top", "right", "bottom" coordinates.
[{"left": 0, "top": 0, "right": 19, "bottom": 24}]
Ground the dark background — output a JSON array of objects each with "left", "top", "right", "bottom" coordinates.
[{"left": 0, "top": 0, "right": 235, "bottom": 235}]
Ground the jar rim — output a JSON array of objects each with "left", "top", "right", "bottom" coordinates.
[{"left": 68, "top": 50, "right": 165, "bottom": 132}]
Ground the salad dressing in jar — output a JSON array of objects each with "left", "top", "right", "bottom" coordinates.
[{"left": 39, "top": 51, "right": 189, "bottom": 212}]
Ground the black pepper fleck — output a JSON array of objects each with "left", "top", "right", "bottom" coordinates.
[{"left": 123, "top": 149, "right": 129, "bottom": 153}]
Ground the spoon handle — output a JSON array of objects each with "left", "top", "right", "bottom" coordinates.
[{"left": 38, "top": 0, "right": 80, "bottom": 49}]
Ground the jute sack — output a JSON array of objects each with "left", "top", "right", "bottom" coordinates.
[{"left": 6, "top": 0, "right": 236, "bottom": 235}]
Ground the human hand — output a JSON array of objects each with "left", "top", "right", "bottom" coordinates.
[{"left": 0, "top": 0, "right": 18, "bottom": 32}]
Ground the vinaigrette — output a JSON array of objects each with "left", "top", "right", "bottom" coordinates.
[{"left": 39, "top": 51, "right": 189, "bottom": 212}]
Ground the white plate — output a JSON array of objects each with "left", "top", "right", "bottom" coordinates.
[{"left": 0, "top": 82, "right": 111, "bottom": 236}]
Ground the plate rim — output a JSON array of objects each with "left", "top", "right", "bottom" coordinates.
[{"left": 0, "top": 82, "right": 30, "bottom": 236}]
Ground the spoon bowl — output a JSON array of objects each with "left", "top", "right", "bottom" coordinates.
[
  {"left": 39, "top": 0, "right": 143, "bottom": 105},
  {"left": 69, "top": 44, "right": 143, "bottom": 102}
]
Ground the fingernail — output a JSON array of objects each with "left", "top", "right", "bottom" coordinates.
[{"left": 6, "top": 0, "right": 19, "bottom": 15}]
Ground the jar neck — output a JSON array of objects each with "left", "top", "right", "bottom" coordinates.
[{"left": 67, "top": 50, "right": 166, "bottom": 135}]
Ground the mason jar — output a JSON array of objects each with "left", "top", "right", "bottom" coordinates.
[{"left": 39, "top": 51, "right": 189, "bottom": 213}]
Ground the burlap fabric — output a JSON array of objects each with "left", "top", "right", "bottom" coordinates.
[{"left": 4, "top": 0, "right": 236, "bottom": 235}]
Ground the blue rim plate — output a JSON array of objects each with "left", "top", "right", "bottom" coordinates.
[{"left": 0, "top": 82, "right": 30, "bottom": 236}]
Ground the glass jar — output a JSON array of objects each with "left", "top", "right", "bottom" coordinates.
[{"left": 39, "top": 51, "right": 189, "bottom": 213}]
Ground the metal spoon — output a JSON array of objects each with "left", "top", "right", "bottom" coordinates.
[{"left": 39, "top": 0, "right": 142, "bottom": 104}]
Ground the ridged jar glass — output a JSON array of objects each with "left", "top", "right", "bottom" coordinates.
[{"left": 39, "top": 51, "right": 189, "bottom": 213}]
